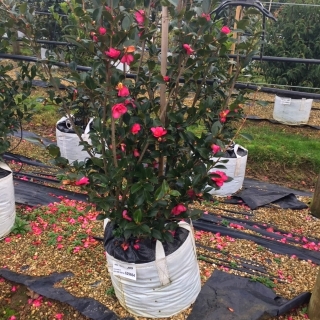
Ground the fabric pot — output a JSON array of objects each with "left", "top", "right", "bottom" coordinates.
[
  {"left": 0, "top": 162, "right": 15, "bottom": 239},
  {"left": 273, "top": 95, "right": 312, "bottom": 125},
  {"left": 104, "top": 221, "right": 201, "bottom": 318},
  {"left": 208, "top": 144, "right": 248, "bottom": 196},
  {"left": 56, "top": 117, "right": 93, "bottom": 164}
]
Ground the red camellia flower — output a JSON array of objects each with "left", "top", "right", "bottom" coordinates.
[
  {"left": 112, "top": 103, "right": 127, "bottom": 119},
  {"left": 211, "top": 144, "right": 221, "bottom": 154},
  {"left": 116, "top": 82, "right": 130, "bottom": 97},
  {"left": 133, "top": 149, "right": 140, "bottom": 157},
  {"left": 171, "top": 204, "right": 187, "bottom": 216},
  {"left": 221, "top": 26, "right": 231, "bottom": 34},
  {"left": 105, "top": 48, "right": 121, "bottom": 59},
  {"left": 201, "top": 13, "right": 210, "bottom": 21},
  {"left": 151, "top": 127, "right": 167, "bottom": 138},
  {"left": 135, "top": 10, "right": 145, "bottom": 25},
  {"left": 131, "top": 123, "right": 141, "bottom": 135},
  {"left": 187, "top": 189, "right": 196, "bottom": 198},
  {"left": 75, "top": 177, "right": 89, "bottom": 186},
  {"left": 211, "top": 171, "right": 228, "bottom": 187},
  {"left": 163, "top": 75, "right": 170, "bottom": 82},
  {"left": 98, "top": 27, "right": 107, "bottom": 35},
  {"left": 122, "top": 210, "right": 132, "bottom": 221},
  {"left": 219, "top": 109, "right": 230, "bottom": 123},
  {"left": 183, "top": 44, "right": 194, "bottom": 55},
  {"left": 120, "top": 53, "right": 134, "bottom": 65}
]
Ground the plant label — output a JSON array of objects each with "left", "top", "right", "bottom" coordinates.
[
  {"left": 281, "top": 98, "right": 291, "bottom": 105},
  {"left": 113, "top": 262, "right": 137, "bottom": 280}
]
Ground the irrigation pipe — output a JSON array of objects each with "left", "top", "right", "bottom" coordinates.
[{"left": 2, "top": 53, "right": 320, "bottom": 99}]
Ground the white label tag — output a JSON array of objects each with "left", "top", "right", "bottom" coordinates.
[
  {"left": 281, "top": 98, "right": 291, "bottom": 105},
  {"left": 113, "top": 262, "right": 137, "bottom": 280}
]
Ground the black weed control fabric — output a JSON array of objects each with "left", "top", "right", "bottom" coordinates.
[
  {"left": 193, "top": 219, "right": 320, "bottom": 264},
  {"left": 228, "top": 178, "right": 311, "bottom": 210},
  {"left": 187, "top": 270, "right": 311, "bottom": 320},
  {"left": 14, "top": 178, "right": 87, "bottom": 206},
  {"left": 0, "top": 269, "right": 134, "bottom": 320}
]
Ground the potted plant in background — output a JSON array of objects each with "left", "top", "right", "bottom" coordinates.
[
  {"left": 0, "top": 62, "right": 34, "bottom": 239},
  {"left": 0, "top": 0, "right": 260, "bottom": 316},
  {"left": 262, "top": 0, "right": 320, "bottom": 125}
]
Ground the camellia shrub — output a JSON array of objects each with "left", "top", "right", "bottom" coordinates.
[{"left": 0, "top": 0, "right": 260, "bottom": 242}]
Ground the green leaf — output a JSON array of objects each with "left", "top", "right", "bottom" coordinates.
[
  {"left": 85, "top": 76, "right": 96, "bottom": 90},
  {"left": 155, "top": 180, "right": 169, "bottom": 200},
  {"left": 133, "top": 209, "right": 142, "bottom": 223},
  {"left": 47, "top": 144, "right": 60, "bottom": 157},
  {"left": 19, "top": 3, "right": 27, "bottom": 14},
  {"left": 122, "top": 15, "right": 132, "bottom": 31},
  {"left": 240, "top": 133, "right": 253, "bottom": 141},
  {"left": 131, "top": 183, "right": 143, "bottom": 194},
  {"left": 151, "top": 229, "right": 162, "bottom": 240},
  {"left": 169, "top": 190, "right": 181, "bottom": 197},
  {"left": 93, "top": 6, "right": 103, "bottom": 22}
]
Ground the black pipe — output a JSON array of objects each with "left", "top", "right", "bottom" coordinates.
[
  {"left": 2, "top": 53, "right": 320, "bottom": 99},
  {"left": 230, "top": 54, "right": 320, "bottom": 65}
]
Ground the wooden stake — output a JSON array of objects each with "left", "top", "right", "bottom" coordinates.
[
  {"left": 158, "top": 6, "right": 169, "bottom": 176},
  {"left": 310, "top": 173, "right": 320, "bottom": 219},
  {"left": 229, "top": 6, "right": 242, "bottom": 75}
]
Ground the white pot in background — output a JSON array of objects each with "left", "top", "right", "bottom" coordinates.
[
  {"left": 105, "top": 221, "right": 201, "bottom": 318},
  {"left": 0, "top": 162, "right": 15, "bottom": 239},
  {"left": 273, "top": 95, "right": 312, "bottom": 125},
  {"left": 208, "top": 144, "right": 248, "bottom": 196},
  {"left": 56, "top": 117, "right": 93, "bottom": 164}
]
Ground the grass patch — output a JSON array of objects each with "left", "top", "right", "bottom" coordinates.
[{"left": 237, "top": 123, "right": 320, "bottom": 172}]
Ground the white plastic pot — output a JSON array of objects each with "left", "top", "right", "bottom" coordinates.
[
  {"left": 0, "top": 162, "right": 16, "bottom": 239},
  {"left": 273, "top": 95, "right": 312, "bottom": 125},
  {"left": 105, "top": 221, "right": 201, "bottom": 318},
  {"left": 56, "top": 117, "right": 93, "bottom": 164},
  {"left": 208, "top": 144, "right": 248, "bottom": 196}
]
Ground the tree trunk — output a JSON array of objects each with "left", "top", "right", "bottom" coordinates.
[
  {"left": 310, "top": 174, "right": 320, "bottom": 219},
  {"left": 308, "top": 269, "right": 320, "bottom": 319}
]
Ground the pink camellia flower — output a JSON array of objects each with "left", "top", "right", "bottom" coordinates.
[
  {"left": 221, "top": 26, "right": 231, "bottom": 34},
  {"left": 187, "top": 189, "right": 196, "bottom": 198},
  {"left": 116, "top": 82, "right": 130, "bottom": 97},
  {"left": 135, "top": 10, "right": 145, "bottom": 25},
  {"left": 9, "top": 316, "right": 17, "bottom": 320},
  {"left": 133, "top": 243, "right": 140, "bottom": 250},
  {"left": 201, "top": 13, "right": 210, "bottom": 21},
  {"left": 120, "top": 53, "right": 134, "bottom": 65},
  {"left": 219, "top": 109, "right": 230, "bottom": 123},
  {"left": 171, "top": 204, "right": 187, "bottom": 216},
  {"left": 55, "top": 314, "right": 64, "bottom": 319},
  {"left": 5, "top": 237, "right": 11, "bottom": 243},
  {"left": 11, "top": 285, "right": 17, "bottom": 292},
  {"left": 183, "top": 44, "right": 194, "bottom": 55},
  {"left": 211, "top": 144, "right": 221, "bottom": 154},
  {"left": 211, "top": 171, "right": 228, "bottom": 187},
  {"left": 105, "top": 48, "right": 121, "bottom": 59},
  {"left": 98, "top": 27, "right": 107, "bottom": 35},
  {"left": 133, "top": 149, "right": 140, "bottom": 157},
  {"left": 122, "top": 210, "right": 132, "bottom": 221},
  {"left": 112, "top": 103, "right": 127, "bottom": 119},
  {"left": 131, "top": 123, "right": 141, "bottom": 135},
  {"left": 75, "top": 177, "right": 89, "bottom": 186},
  {"left": 163, "top": 76, "right": 170, "bottom": 82},
  {"left": 93, "top": 35, "right": 98, "bottom": 42},
  {"left": 151, "top": 127, "right": 167, "bottom": 138}
]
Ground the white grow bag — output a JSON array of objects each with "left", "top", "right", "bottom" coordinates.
[
  {"left": 273, "top": 95, "right": 313, "bottom": 125},
  {"left": 56, "top": 117, "right": 93, "bottom": 164},
  {"left": 0, "top": 162, "right": 16, "bottom": 239},
  {"left": 105, "top": 221, "right": 201, "bottom": 318},
  {"left": 208, "top": 144, "right": 248, "bottom": 196}
]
